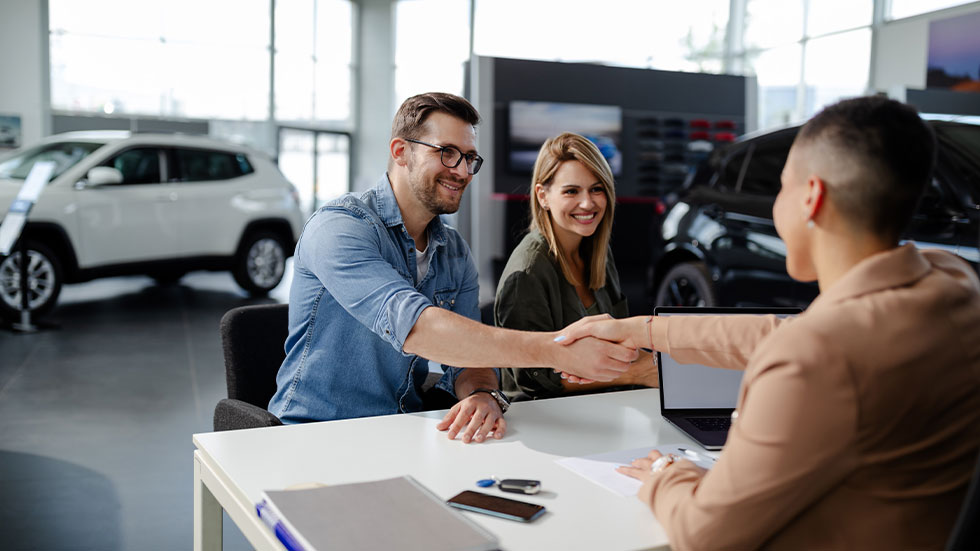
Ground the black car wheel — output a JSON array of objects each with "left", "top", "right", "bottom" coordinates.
[
  {"left": 232, "top": 231, "right": 287, "bottom": 296},
  {"left": 655, "top": 262, "right": 716, "bottom": 307},
  {"left": 0, "top": 241, "right": 64, "bottom": 321}
]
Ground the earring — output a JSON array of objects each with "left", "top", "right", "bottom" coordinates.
[{"left": 806, "top": 219, "right": 815, "bottom": 229}]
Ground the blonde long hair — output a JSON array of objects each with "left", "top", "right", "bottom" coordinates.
[{"left": 528, "top": 132, "right": 616, "bottom": 290}]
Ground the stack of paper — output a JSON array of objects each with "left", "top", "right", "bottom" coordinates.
[{"left": 556, "top": 444, "right": 717, "bottom": 496}]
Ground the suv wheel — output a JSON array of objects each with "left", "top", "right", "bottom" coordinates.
[
  {"left": 0, "top": 241, "right": 64, "bottom": 320},
  {"left": 233, "top": 231, "right": 287, "bottom": 296},
  {"left": 655, "top": 262, "right": 716, "bottom": 307}
]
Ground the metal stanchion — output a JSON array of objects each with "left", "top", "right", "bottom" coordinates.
[{"left": 11, "top": 238, "right": 38, "bottom": 333}]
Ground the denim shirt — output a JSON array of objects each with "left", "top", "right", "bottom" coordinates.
[{"left": 269, "top": 175, "right": 485, "bottom": 423}]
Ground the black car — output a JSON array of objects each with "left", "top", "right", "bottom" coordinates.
[{"left": 649, "top": 121, "right": 980, "bottom": 309}]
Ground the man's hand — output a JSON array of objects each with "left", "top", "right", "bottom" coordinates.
[
  {"left": 436, "top": 393, "right": 506, "bottom": 444},
  {"left": 548, "top": 335, "right": 637, "bottom": 381},
  {"left": 560, "top": 349, "right": 657, "bottom": 386}
]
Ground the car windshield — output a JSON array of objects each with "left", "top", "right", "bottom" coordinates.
[
  {"left": 0, "top": 141, "right": 104, "bottom": 181},
  {"left": 934, "top": 124, "right": 980, "bottom": 208}
]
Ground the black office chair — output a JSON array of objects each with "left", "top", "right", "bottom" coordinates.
[
  {"left": 947, "top": 451, "right": 980, "bottom": 550},
  {"left": 213, "top": 303, "right": 288, "bottom": 431}
]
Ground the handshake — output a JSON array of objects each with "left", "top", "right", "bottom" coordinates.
[{"left": 546, "top": 314, "right": 654, "bottom": 385}]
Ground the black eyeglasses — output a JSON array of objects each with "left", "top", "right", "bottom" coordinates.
[{"left": 405, "top": 139, "right": 484, "bottom": 175}]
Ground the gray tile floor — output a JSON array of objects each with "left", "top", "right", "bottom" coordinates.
[{"left": 0, "top": 266, "right": 293, "bottom": 550}]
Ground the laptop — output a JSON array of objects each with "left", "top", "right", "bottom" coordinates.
[{"left": 656, "top": 306, "right": 802, "bottom": 450}]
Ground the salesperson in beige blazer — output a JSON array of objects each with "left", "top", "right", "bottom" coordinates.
[{"left": 558, "top": 96, "right": 980, "bottom": 550}]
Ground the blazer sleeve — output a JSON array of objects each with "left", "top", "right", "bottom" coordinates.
[
  {"left": 651, "top": 314, "right": 787, "bottom": 371},
  {"left": 647, "top": 322, "right": 860, "bottom": 550}
]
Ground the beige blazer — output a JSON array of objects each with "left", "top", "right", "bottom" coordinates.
[{"left": 648, "top": 245, "right": 980, "bottom": 550}]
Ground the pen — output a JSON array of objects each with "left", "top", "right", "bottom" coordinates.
[
  {"left": 256, "top": 500, "right": 305, "bottom": 551},
  {"left": 678, "top": 447, "right": 716, "bottom": 463}
]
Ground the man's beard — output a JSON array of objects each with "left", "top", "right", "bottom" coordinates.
[{"left": 408, "top": 162, "right": 467, "bottom": 216}]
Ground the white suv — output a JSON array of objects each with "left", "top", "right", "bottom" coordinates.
[{"left": 0, "top": 131, "right": 306, "bottom": 321}]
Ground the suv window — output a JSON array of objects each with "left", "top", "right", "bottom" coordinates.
[
  {"left": 737, "top": 134, "right": 794, "bottom": 197},
  {"left": 0, "top": 141, "right": 104, "bottom": 180},
  {"left": 107, "top": 148, "right": 162, "bottom": 185},
  {"left": 173, "top": 148, "right": 253, "bottom": 182},
  {"left": 933, "top": 124, "right": 980, "bottom": 208}
]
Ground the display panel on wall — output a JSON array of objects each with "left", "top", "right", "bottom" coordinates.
[
  {"left": 926, "top": 10, "right": 980, "bottom": 92},
  {"left": 508, "top": 101, "right": 623, "bottom": 175},
  {"left": 0, "top": 115, "right": 21, "bottom": 149}
]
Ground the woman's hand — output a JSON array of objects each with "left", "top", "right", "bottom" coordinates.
[
  {"left": 555, "top": 315, "right": 653, "bottom": 350},
  {"left": 616, "top": 449, "right": 664, "bottom": 506}
]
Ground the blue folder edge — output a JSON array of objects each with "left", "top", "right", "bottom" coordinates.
[{"left": 256, "top": 500, "right": 304, "bottom": 551}]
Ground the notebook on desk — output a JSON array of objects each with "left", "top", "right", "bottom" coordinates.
[
  {"left": 259, "top": 476, "right": 498, "bottom": 551},
  {"left": 655, "top": 306, "right": 801, "bottom": 451}
]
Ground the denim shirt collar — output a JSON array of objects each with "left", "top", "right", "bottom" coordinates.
[{"left": 374, "top": 173, "right": 449, "bottom": 250}]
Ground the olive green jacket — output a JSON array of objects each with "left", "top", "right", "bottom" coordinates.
[{"left": 494, "top": 231, "right": 629, "bottom": 399}]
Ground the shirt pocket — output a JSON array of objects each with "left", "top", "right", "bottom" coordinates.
[{"left": 433, "top": 288, "right": 460, "bottom": 312}]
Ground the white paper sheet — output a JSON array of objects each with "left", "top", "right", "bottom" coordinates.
[{"left": 556, "top": 444, "right": 718, "bottom": 497}]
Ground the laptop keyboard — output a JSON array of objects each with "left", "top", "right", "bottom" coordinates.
[{"left": 687, "top": 417, "right": 731, "bottom": 432}]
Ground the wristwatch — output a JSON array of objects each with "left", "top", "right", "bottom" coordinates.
[
  {"left": 468, "top": 387, "right": 510, "bottom": 414},
  {"left": 650, "top": 454, "right": 677, "bottom": 473}
]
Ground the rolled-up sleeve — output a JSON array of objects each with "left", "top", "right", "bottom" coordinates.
[{"left": 298, "top": 206, "right": 430, "bottom": 354}]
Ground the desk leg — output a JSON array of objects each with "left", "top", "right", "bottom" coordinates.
[{"left": 194, "top": 453, "right": 223, "bottom": 551}]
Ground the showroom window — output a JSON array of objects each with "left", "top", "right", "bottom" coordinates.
[
  {"left": 278, "top": 128, "right": 350, "bottom": 215},
  {"left": 274, "top": 0, "right": 353, "bottom": 122},
  {"left": 888, "top": 0, "right": 977, "bottom": 19},
  {"left": 736, "top": 0, "right": 873, "bottom": 131},
  {"left": 49, "top": 0, "right": 270, "bottom": 120},
  {"left": 394, "top": 0, "right": 471, "bottom": 107},
  {"left": 471, "top": 0, "right": 729, "bottom": 73}
]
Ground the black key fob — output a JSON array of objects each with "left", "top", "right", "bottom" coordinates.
[{"left": 498, "top": 479, "right": 541, "bottom": 495}]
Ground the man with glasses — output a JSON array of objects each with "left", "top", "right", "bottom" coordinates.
[{"left": 269, "top": 93, "right": 636, "bottom": 442}]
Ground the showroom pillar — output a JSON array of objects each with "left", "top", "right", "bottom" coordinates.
[
  {"left": 0, "top": 0, "right": 51, "bottom": 147},
  {"left": 352, "top": 0, "right": 396, "bottom": 193}
]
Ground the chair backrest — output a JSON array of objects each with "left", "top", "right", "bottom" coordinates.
[
  {"left": 947, "top": 450, "right": 980, "bottom": 550},
  {"left": 219, "top": 303, "right": 289, "bottom": 408}
]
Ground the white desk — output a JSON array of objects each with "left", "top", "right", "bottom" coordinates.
[{"left": 193, "top": 388, "right": 701, "bottom": 551}]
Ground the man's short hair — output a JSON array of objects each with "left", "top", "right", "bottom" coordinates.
[
  {"left": 390, "top": 92, "right": 481, "bottom": 141},
  {"left": 795, "top": 95, "right": 936, "bottom": 243}
]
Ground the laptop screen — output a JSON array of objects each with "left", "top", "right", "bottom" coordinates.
[{"left": 656, "top": 307, "right": 801, "bottom": 412}]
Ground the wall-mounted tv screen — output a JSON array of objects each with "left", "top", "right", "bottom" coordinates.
[
  {"left": 508, "top": 100, "right": 623, "bottom": 175},
  {"left": 926, "top": 10, "right": 980, "bottom": 92}
]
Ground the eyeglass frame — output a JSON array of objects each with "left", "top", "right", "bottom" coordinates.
[{"left": 404, "top": 138, "right": 484, "bottom": 175}]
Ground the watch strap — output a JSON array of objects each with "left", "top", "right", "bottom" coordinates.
[{"left": 468, "top": 387, "right": 509, "bottom": 413}]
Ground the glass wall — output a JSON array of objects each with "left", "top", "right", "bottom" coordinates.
[
  {"left": 49, "top": 0, "right": 270, "bottom": 120},
  {"left": 736, "top": 0, "right": 873, "bottom": 130},
  {"left": 50, "top": 0, "right": 353, "bottom": 125},
  {"left": 471, "top": 0, "right": 729, "bottom": 74},
  {"left": 274, "top": 0, "right": 353, "bottom": 122},
  {"left": 888, "top": 0, "right": 977, "bottom": 19},
  {"left": 278, "top": 128, "right": 350, "bottom": 215},
  {"left": 394, "top": 0, "right": 471, "bottom": 106}
]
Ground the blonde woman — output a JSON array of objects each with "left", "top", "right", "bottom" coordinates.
[{"left": 494, "top": 132, "right": 657, "bottom": 399}]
